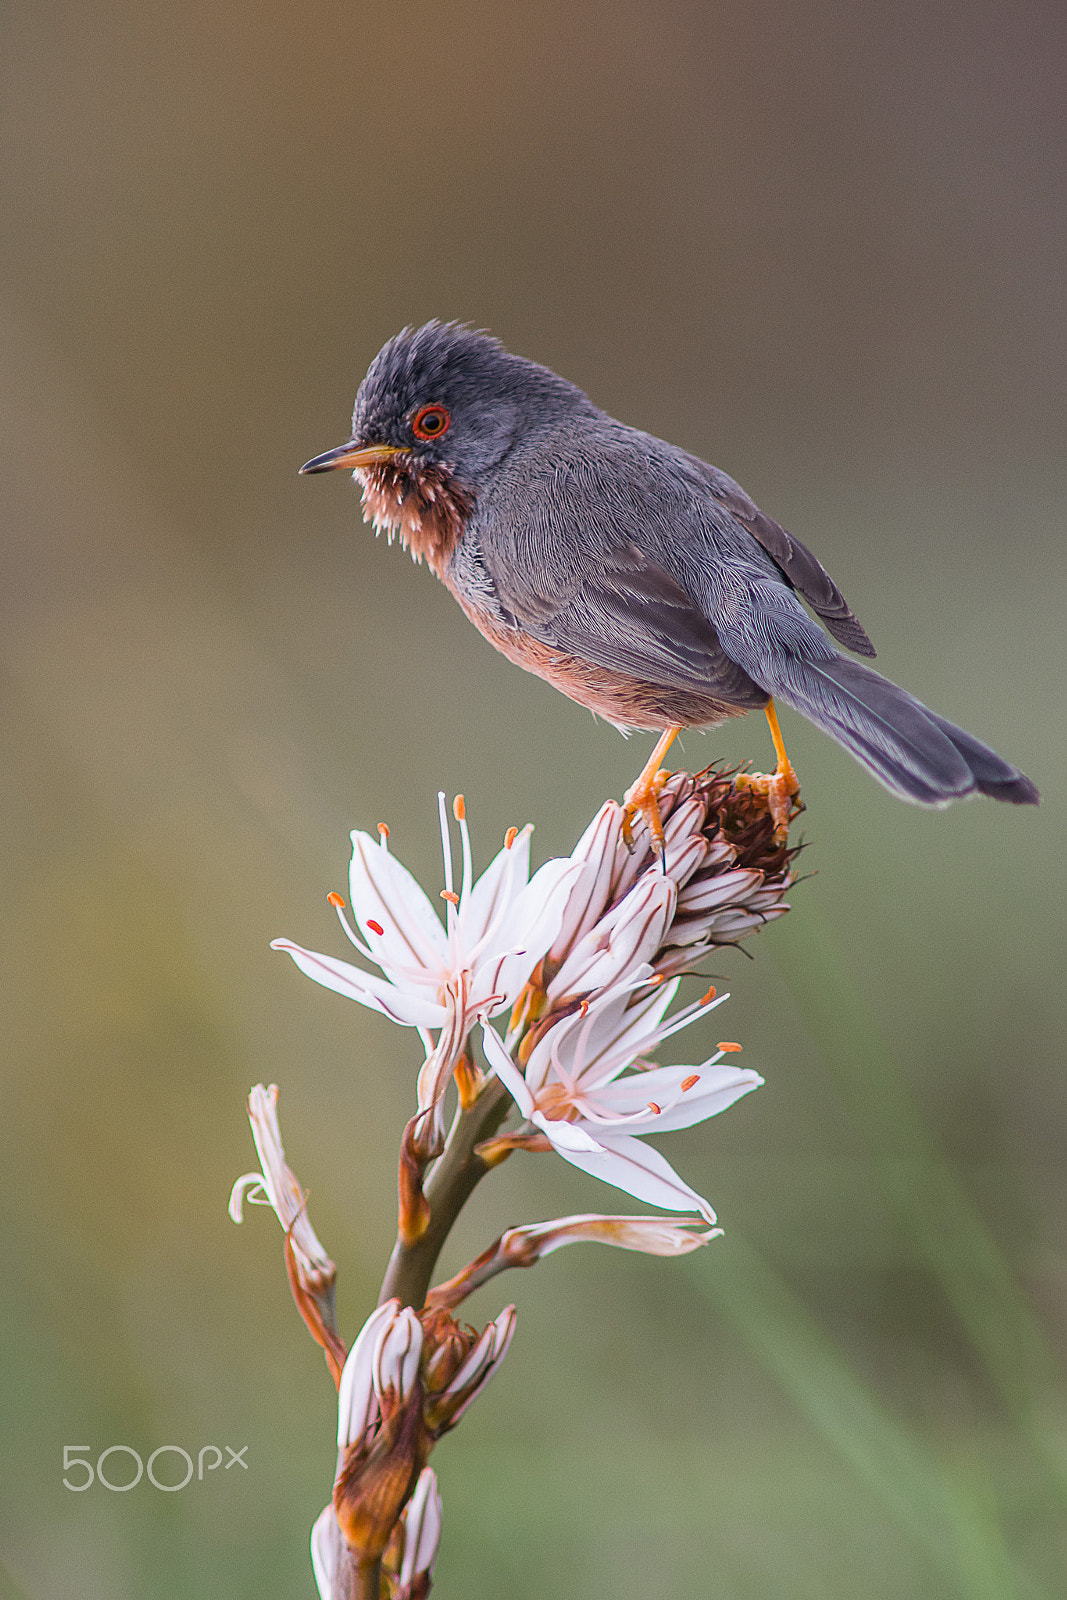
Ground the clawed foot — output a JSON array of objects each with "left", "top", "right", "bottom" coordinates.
[
  {"left": 621, "top": 726, "right": 682, "bottom": 858},
  {"left": 622, "top": 765, "right": 670, "bottom": 854},
  {"left": 735, "top": 761, "right": 801, "bottom": 841}
]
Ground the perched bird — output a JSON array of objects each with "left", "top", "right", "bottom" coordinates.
[{"left": 301, "top": 322, "right": 1038, "bottom": 838}]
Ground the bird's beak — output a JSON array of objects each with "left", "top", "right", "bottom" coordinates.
[{"left": 299, "top": 441, "right": 404, "bottom": 475}]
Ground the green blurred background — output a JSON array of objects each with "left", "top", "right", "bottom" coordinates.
[{"left": 2, "top": 1, "right": 1064, "bottom": 1595}]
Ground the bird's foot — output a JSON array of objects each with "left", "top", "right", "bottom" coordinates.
[
  {"left": 621, "top": 765, "right": 670, "bottom": 855},
  {"left": 734, "top": 760, "right": 801, "bottom": 842}
]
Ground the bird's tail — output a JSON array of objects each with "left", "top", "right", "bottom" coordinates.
[{"left": 768, "top": 655, "right": 1039, "bottom": 806}]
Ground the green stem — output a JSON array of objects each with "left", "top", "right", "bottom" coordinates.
[{"left": 378, "top": 1078, "right": 512, "bottom": 1310}]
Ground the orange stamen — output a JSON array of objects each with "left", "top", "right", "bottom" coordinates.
[
  {"left": 579, "top": 999, "right": 590, "bottom": 1017},
  {"left": 441, "top": 889, "right": 460, "bottom": 906},
  {"left": 646, "top": 1101, "right": 662, "bottom": 1115},
  {"left": 717, "top": 1041, "right": 742, "bottom": 1052},
  {"left": 504, "top": 826, "right": 518, "bottom": 850},
  {"left": 700, "top": 985, "right": 717, "bottom": 1004},
  {"left": 680, "top": 1074, "right": 699, "bottom": 1091},
  {"left": 366, "top": 920, "right": 384, "bottom": 936},
  {"left": 377, "top": 822, "right": 390, "bottom": 839},
  {"left": 453, "top": 795, "right": 465, "bottom": 820},
  {"left": 327, "top": 891, "right": 346, "bottom": 909}
]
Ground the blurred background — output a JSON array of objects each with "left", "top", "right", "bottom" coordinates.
[{"left": 1, "top": 1, "right": 1065, "bottom": 1595}]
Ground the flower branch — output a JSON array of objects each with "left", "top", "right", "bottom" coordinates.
[{"left": 232, "top": 768, "right": 797, "bottom": 1598}]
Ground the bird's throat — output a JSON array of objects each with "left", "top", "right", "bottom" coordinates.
[{"left": 357, "top": 458, "right": 475, "bottom": 576}]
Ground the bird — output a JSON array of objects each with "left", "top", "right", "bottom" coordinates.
[{"left": 300, "top": 321, "right": 1038, "bottom": 841}]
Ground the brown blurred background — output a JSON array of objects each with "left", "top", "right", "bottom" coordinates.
[{"left": 1, "top": 2, "right": 1065, "bottom": 1596}]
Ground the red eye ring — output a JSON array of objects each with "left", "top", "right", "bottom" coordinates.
[{"left": 412, "top": 404, "right": 451, "bottom": 441}]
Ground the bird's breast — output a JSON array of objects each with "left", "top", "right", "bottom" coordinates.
[{"left": 445, "top": 589, "right": 747, "bottom": 733}]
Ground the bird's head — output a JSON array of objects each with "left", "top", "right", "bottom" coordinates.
[{"left": 300, "top": 322, "right": 595, "bottom": 568}]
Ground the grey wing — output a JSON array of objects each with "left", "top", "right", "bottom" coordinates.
[
  {"left": 477, "top": 496, "right": 769, "bottom": 710},
  {"left": 699, "top": 464, "right": 877, "bottom": 658}
]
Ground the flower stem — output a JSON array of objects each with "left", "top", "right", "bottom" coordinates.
[
  {"left": 354, "top": 1560, "right": 382, "bottom": 1600},
  {"left": 378, "top": 1077, "right": 512, "bottom": 1310},
  {"left": 332, "top": 1543, "right": 381, "bottom": 1600}
]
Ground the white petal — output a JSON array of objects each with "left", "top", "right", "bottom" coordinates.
[
  {"left": 399, "top": 1468, "right": 442, "bottom": 1590},
  {"left": 228, "top": 1172, "right": 265, "bottom": 1224},
  {"left": 547, "top": 874, "right": 676, "bottom": 1001},
  {"left": 479, "top": 1022, "right": 536, "bottom": 1119},
  {"left": 676, "top": 868, "right": 764, "bottom": 915},
  {"left": 481, "top": 857, "right": 585, "bottom": 1001},
  {"left": 416, "top": 989, "right": 468, "bottom": 1112},
  {"left": 310, "top": 1505, "right": 338, "bottom": 1600},
  {"left": 348, "top": 829, "right": 448, "bottom": 979},
  {"left": 583, "top": 1063, "right": 764, "bottom": 1132},
  {"left": 271, "top": 940, "right": 445, "bottom": 1027},
  {"left": 571, "top": 980, "right": 680, "bottom": 1088},
  {"left": 337, "top": 1300, "right": 399, "bottom": 1448},
  {"left": 520, "top": 973, "right": 670, "bottom": 1094},
  {"left": 461, "top": 826, "right": 531, "bottom": 950},
  {"left": 532, "top": 1110, "right": 610, "bottom": 1152},
  {"left": 373, "top": 1306, "right": 423, "bottom": 1402},
  {"left": 540, "top": 1124, "right": 717, "bottom": 1222},
  {"left": 661, "top": 834, "right": 707, "bottom": 887},
  {"left": 232, "top": 1085, "right": 334, "bottom": 1279},
  {"left": 441, "top": 1305, "right": 517, "bottom": 1425},
  {"left": 504, "top": 1213, "right": 719, "bottom": 1258},
  {"left": 547, "top": 802, "right": 624, "bottom": 961}
]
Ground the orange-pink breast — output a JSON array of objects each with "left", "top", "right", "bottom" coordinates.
[{"left": 447, "top": 586, "right": 747, "bottom": 732}]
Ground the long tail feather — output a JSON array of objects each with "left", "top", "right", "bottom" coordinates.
[{"left": 768, "top": 656, "right": 1039, "bottom": 807}]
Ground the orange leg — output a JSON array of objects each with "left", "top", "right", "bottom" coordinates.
[
  {"left": 736, "top": 699, "right": 801, "bottom": 839},
  {"left": 622, "top": 726, "right": 681, "bottom": 853}
]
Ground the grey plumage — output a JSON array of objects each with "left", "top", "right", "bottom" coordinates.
[{"left": 331, "top": 323, "right": 1039, "bottom": 810}]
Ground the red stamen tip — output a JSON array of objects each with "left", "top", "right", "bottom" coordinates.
[
  {"left": 366, "top": 920, "right": 384, "bottom": 936},
  {"left": 646, "top": 1101, "right": 662, "bottom": 1115},
  {"left": 647, "top": 974, "right": 667, "bottom": 987},
  {"left": 453, "top": 795, "right": 466, "bottom": 821},
  {"left": 327, "top": 891, "right": 346, "bottom": 909},
  {"left": 680, "top": 1074, "right": 699, "bottom": 1092},
  {"left": 579, "top": 999, "right": 590, "bottom": 1017},
  {"left": 377, "top": 822, "right": 390, "bottom": 839},
  {"left": 717, "top": 1041, "right": 742, "bottom": 1053},
  {"left": 440, "top": 889, "right": 460, "bottom": 906},
  {"left": 504, "top": 826, "right": 518, "bottom": 851},
  {"left": 700, "top": 985, "right": 718, "bottom": 1004}
]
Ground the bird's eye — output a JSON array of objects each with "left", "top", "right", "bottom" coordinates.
[{"left": 412, "top": 405, "right": 451, "bottom": 441}]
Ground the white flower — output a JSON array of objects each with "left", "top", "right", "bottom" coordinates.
[
  {"left": 228, "top": 1084, "right": 334, "bottom": 1286},
  {"left": 272, "top": 795, "right": 581, "bottom": 1106},
  {"left": 396, "top": 1467, "right": 442, "bottom": 1599},
  {"left": 481, "top": 980, "right": 761, "bottom": 1222}
]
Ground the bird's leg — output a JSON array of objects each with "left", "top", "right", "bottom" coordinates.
[
  {"left": 622, "top": 726, "right": 681, "bottom": 854},
  {"left": 735, "top": 699, "right": 801, "bottom": 840}
]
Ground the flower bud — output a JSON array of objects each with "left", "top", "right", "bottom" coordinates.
[
  {"left": 310, "top": 1504, "right": 338, "bottom": 1599},
  {"left": 420, "top": 1305, "right": 517, "bottom": 1434},
  {"left": 387, "top": 1466, "right": 443, "bottom": 1600},
  {"left": 333, "top": 1302, "right": 429, "bottom": 1566}
]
